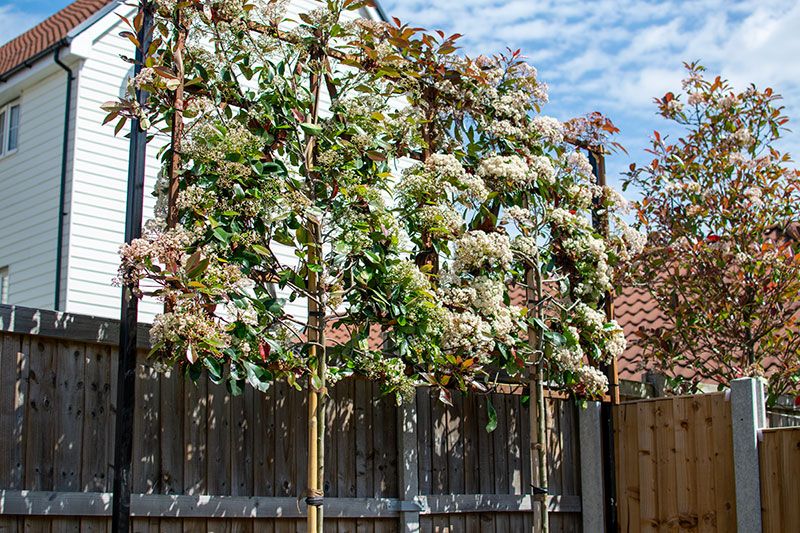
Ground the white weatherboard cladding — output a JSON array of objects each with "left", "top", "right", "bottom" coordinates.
[
  {"left": 0, "top": 68, "right": 74, "bottom": 310},
  {"left": 67, "top": 4, "right": 163, "bottom": 320}
]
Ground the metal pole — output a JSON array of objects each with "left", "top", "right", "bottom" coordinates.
[
  {"left": 589, "top": 150, "right": 619, "bottom": 533},
  {"left": 112, "top": 3, "right": 153, "bottom": 531}
]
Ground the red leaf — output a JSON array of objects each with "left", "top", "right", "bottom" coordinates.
[{"left": 259, "top": 343, "right": 270, "bottom": 362}]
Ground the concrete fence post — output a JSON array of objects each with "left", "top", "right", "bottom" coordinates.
[
  {"left": 398, "top": 394, "right": 421, "bottom": 532},
  {"left": 730, "top": 377, "right": 767, "bottom": 533},
  {"left": 579, "top": 401, "right": 606, "bottom": 532}
]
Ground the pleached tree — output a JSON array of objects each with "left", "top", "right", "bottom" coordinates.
[{"left": 105, "top": 0, "right": 641, "bottom": 530}]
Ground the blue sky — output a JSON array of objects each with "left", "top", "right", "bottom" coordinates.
[{"left": 3, "top": 0, "right": 799, "bottom": 190}]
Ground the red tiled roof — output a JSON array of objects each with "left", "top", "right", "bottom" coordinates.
[
  {"left": 614, "top": 286, "right": 664, "bottom": 381},
  {"left": 0, "top": 0, "right": 112, "bottom": 79}
]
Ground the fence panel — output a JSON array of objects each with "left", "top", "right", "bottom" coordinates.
[
  {"left": 0, "top": 315, "right": 584, "bottom": 532},
  {"left": 614, "top": 393, "right": 736, "bottom": 532},
  {"left": 760, "top": 426, "right": 800, "bottom": 533},
  {"left": 416, "top": 388, "right": 582, "bottom": 532}
]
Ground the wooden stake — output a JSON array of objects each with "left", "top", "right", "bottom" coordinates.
[
  {"left": 166, "top": 6, "right": 186, "bottom": 230},
  {"left": 304, "top": 50, "right": 326, "bottom": 533},
  {"left": 523, "top": 195, "right": 548, "bottom": 533}
]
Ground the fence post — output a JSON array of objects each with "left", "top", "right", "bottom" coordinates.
[
  {"left": 398, "top": 393, "right": 420, "bottom": 532},
  {"left": 579, "top": 401, "right": 605, "bottom": 532},
  {"left": 730, "top": 377, "right": 766, "bottom": 533}
]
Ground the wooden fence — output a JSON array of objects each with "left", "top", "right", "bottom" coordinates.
[
  {"left": 0, "top": 305, "right": 584, "bottom": 532},
  {"left": 613, "top": 393, "right": 737, "bottom": 532},
  {"left": 759, "top": 426, "right": 800, "bottom": 533}
]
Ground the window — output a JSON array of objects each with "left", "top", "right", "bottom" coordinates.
[
  {"left": 0, "top": 101, "right": 20, "bottom": 157},
  {"left": 0, "top": 267, "right": 8, "bottom": 305}
]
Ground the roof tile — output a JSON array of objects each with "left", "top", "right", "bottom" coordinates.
[{"left": 0, "top": 0, "right": 112, "bottom": 79}]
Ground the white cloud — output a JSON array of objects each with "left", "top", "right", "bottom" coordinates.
[{"left": 0, "top": 5, "right": 44, "bottom": 47}]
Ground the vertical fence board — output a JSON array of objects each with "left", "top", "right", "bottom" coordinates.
[
  {"left": 53, "top": 342, "right": 85, "bottom": 533},
  {"left": 132, "top": 355, "right": 159, "bottom": 494},
  {"left": 253, "top": 385, "right": 275, "bottom": 498},
  {"left": 230, "top": 384, "right": 253, "bottom": 497},
  {"left": 208, "top": 380, "right": 232, "bottom": 496},
  {"left": 710, "top": 394, "right": 735, "bottom": 532},
  {"left": 25, "top": 339, "right": 56, "bottom": 491},
  {"left": 692, "top": 396, "right": 715, "bottom": 533},
  {"left": 491, "top": 393, "right": 509, "bottom": 533},
  {"left": 779, "top": 429, "right": 800, "bottom": 530},
  {"left": 636, "top": 401, "right": 658, "bottom": 532},
  {"left": 462, "top": 394, "right": 480, "bottom": 532},
  {"left": 672, "top": 396, "right": 696, "bottom": 531},
  {"left": 0, "top": 334, "right": 27, "bottom": 490},
  {"left": 416, "top": 387, "right": 432, "bottom": 497},
  {"left": 274, "top": 383, "right": 293, "bottom": 498},
  {"left": 760, "top": 427, "right": 800, "bottom": 533},
  {"left": 338, "top": 380, "right": 357, "bottom": 533}
]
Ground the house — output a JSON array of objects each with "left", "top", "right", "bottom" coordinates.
[{"left": 0, "top": 0, "right": 387, "bottom": 322}]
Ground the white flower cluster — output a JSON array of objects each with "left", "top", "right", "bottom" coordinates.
[
  {"left": 438, "top": 272, "right": 522, "bottom": 363},
  {"left": 493, "top": 90, "right": 530, "bottom": 119},
  {"left": 151, "top": 306, "right": 230, "bottom": 362},
  {"left": 553, "top": 342, "right": 583, "bottom": 370},
  {"left": 743, "top": 186, "right": 763, "bottom": 206},
  {"left": 530, "top": 115, "right": 564, "bottom": 145},
  {"left": 603, "top": 185, "right": 629, "bottom": 212},
  {"left": 453, "top": 230, "right": 513, "bottom": 272},
  {"left": 576, "top": 365, "right": 609, "bottom": 397},
  {"left": 733, "top": 127, "right": 753, "bottom": 147},
  {"left": 417, "top": 204, "right": 464, "bottom": 236},
  {"left": 564, "top": 150, "right": 594, "bottom": 179},
  {"left": 478, "top": 154, "right": 552, "bottom": 190},
  {"left": 530, "top": 155, "right": 556, "bottom": 185},
  {"left": 566, "top": 183, "right": 600, "bottom": 210},
  {"left": 605, "top": 325, "right": 627, "bottom": 361},
  {"left": 574, "top": 302, "right": 607, "bottom": 337},
  {"left": 512, "top": 235, "right": 538, "bottom": 259},
  {"left": 118, "top": 226, "right": 197, "bottom": 285},
  {"left": 548, "top": 207, "right": 593, "bottom": 232},
  {"left": 665, "top": 100, "right": 684, "bottom": 115},
  {"left": 612, "top": 218, "right": 646, "bottom": 261},
  {"left": 398, "top": 154, "right": 487, "bottom": 207},
  {"left": 506, "top": 205, "right": 532, "bottom": 224}
]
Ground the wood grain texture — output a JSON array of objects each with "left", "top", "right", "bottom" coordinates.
[
  {"left": 760, "top": 427, "right": 800, "bottom": 533},
  {"left": 615, "top": 394, "right": 737, "bottom": 533}
]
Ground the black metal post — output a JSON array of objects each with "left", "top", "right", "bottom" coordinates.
[
  {"left": 112, "top": 2, "right": 153, "bottom": 531},
  {"left": 589, "top": 150, "right": 620, "bottom": 533}
]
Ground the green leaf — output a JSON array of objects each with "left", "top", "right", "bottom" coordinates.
[
  {"left": 252, "top": 244, "right": 271, "bottom": 256},
  {"left": 485, "top": 399, "right": 498, "bottom": 433},
  {"left": 243, "top": 361, "right": 272, "bottom": 393},
  {"left": 213, "top": 227, "right": 232, "bottom": 244},
  {"left": 186, "top": 258, "right": 209, "bottom": 279},
  {"left": 203, "top": 357, "right": 223, "bottom": 383},
  {"left": 300, "top": 123, "right": 323, "bottom": 136},
  {"left": 226, "top": 377, "right": 244, "bottom": 396}
]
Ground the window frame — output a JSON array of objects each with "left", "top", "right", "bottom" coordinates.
[
  {"left": 0, "top": 267, "right": 8, "bottom": 305},
  {"left": 0, "top": 100, "right": 20, "bottom": 159}
]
